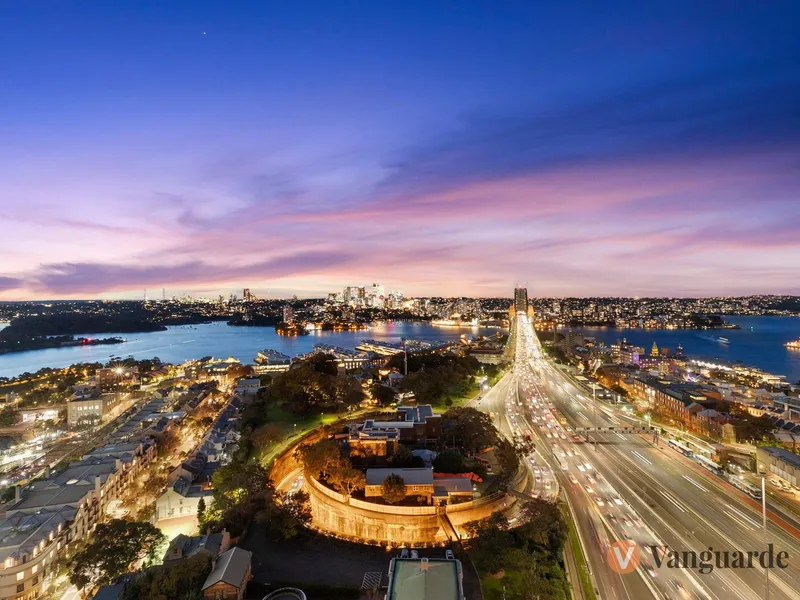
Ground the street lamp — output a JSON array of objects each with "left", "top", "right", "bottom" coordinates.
[{"left": 589, "top": 383, "right": 601, "bottom": 452}]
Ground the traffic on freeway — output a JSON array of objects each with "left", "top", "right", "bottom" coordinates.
[{"left": 483, "top": 313, "right": 800, "bottom": 600}]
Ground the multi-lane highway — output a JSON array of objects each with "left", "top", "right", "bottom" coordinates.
[{"left": 480, "top": 313, "right": 800, "bottom": 600}]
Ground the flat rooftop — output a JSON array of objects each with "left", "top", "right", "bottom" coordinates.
[{"left": 387, "top": 558, "right": 463, "bottom": 600}]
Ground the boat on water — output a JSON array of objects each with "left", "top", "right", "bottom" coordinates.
[
  {"left": 697, "top": 333, "right": 730, "bottom": 344},
  {"left": 430, "top": 318, "right": 479, "bottom": 327},
  {"left": 786, "top": 339, "right": 800, "bottom": 350}
]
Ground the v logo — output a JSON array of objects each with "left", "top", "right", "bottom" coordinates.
[{"left": 607, "top": 540, "right": 640, "bottom": 574}]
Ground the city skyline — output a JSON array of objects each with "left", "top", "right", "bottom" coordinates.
[{"left": 2, "top": 1, "right": 799, "bottom": 300}]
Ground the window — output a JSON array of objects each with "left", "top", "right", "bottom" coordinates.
[
  {"left": 31, "top": 565, "right": 37, "bottom": 574},
  {"left": 16, "top": 583, "right": 23, "bottom": 593},
  {"left": 17, "top": 571, "right": 24, "bottom": 581}
]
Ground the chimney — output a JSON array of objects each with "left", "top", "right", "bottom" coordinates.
[
  {"left": 14, "top": 486, "right": 20, "bottom": 503},
  {"left": 95, "top": 475, "right": 101, "bottom": 494},
  {"left": 44, "top": 465, "right": 51, "bottom": 479},
  {"left": 115, "top": 458, "right": 121, "bottom": 471}
]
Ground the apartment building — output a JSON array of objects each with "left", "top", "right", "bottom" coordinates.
[{"left": 0, "top": 442, "right": 153, "bottom": 600}]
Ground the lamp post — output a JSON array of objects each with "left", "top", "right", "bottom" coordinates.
[
  {"left": 762, "top": 475, "right": 770, "bottom": 600},
  {"left": 590, "top": 383, "right": 600, "bottom": 452}
]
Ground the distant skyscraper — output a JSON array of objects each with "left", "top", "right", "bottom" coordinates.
[
  {"left": 243, "top": 288, "right": 252, "bottom": 302},
  {"left": 514, "top": 286, "right": 528, "bottom": 316}
]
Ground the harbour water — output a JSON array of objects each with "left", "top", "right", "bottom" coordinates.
[
  {"left": 0, "top": 321, "right": 497, "bottom": 379},
  {"left": 1, "top": 316, "right": 798, "bottom": 383},
  {"left": 573, "top": 315, "right": 800, "bottom": 383}
]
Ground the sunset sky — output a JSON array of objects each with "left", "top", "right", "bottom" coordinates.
[{"left": 1, "top": 1, "right": 799, "bottom": 300}]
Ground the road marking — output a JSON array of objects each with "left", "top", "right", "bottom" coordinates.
[
  {"left": 631, "top": 451, "right": 651, "bottom": 466},
  {"left": 726, "top": 505, "right": 761, "bottom": 528},
  {"left": 723, "top": 510, "right": 754, "bottom": 532},
  {"left": 682, "top": 475, "right": 708, "bottom": 492},
  {"left": 658, "top": 490, "right": 687, "bottom": 512}
]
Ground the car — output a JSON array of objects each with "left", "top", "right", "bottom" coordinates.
[
  {"left": 584, "top": 485, "right": 594, "bottom": 493},
  {"left": 544, "top": 481, "right": 552, "bottom": 490},
  {"left": 584, "top": 462, "right": 592, "bottom": 471},
  {"left": 577, "top": 464, "right": 586, "bottom": 472},
  {"left": 607, "top": 513, "right": 617, "bottom": 522},
  {"left": 594, "top": 496, "right": 605, "bottom": 506},
  {"left": 569, "top": 474, "right": 578, "bottom": 484},
  {"left": 770, "top": 478, "right": 781, "bottom": 487},
  {"left": 445, "top": 549, "right": 455, "bottom": 560},
  {"left": 587, "top": 475, "right": 597, "bottom": 485},
  {"left": 612, "top": 497, "right": 624, "bottom": 506}
]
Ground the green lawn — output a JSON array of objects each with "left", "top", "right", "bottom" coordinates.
[{"left": 257, "top": 404, "right": 389, "bottom": 465}]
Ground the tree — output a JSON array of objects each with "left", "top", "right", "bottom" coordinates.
[
  {"left": 251, "top": 423, "right": 283, "bottom": 448},
  {"left": 518, "top": 499, "right": 566, "bottom": 554},
  {"left": 442, "top": 407, "right": 499, "bottom": 453},
  {"left": 296, "top": 438, "right": 348, "bottom": 480},
  {"left": 259, "top": 490, "right": 313, "bottom": 539},
  {"left": 464, "top": 511, "right": 513, "bottom": 574},
  {"left": 197, "top": 497, "right": 206, "bottom": 524},
  {"left": 495, "top": 438, "right": 520, "bottom": 477},
  {"left": 433, "top": 450, "right": 467, "bottom": 474},
  {"left": 371, "top": 384, "right": 396, "bottom": 405},
  {"left": 69, "top": 519, "right": 165, "bottom": 590},
  {"left": 381, "top": 474, "right": 406, "bottom": 504},
  {"left": 121, "top": 553, "right": 212, "bottom": 600},
  {"left": 329, "top": 464, "right": 366, "bottom": 497},
  {"left": 389, "top": 444, "right": 414, "bottom": 467}
]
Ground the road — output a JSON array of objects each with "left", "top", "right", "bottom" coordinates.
[{"left": 508, "top": 313, "right": 800, "bottom": 600}]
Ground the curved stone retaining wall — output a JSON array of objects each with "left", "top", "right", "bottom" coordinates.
[{"left": 305, "top": 471, "right": 529, "bottom": 543}]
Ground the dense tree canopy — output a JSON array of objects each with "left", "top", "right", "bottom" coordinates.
[
  {"left": 441, "top": 407, "right": 499, "bottom": 453},
  {"left": 69, "top": 519, "right": 165, "bottom": 590},
  {"left": 465, "top": 502, "right": 569, "bottom": 600},
  {"left": 205, "top": 461, "right": 310, "bottom": 538},
  {"left": 261, "top": 354, "right": 365, "bottom": 415},
  {"left": 121, "top": 554, "right": 212, "bottom": 600},
  {"left": 385, "top": 352, "right": 491, "bottom": 405},
  {"left": 433, "top": 449, "right": 467, "bottom": 473}
]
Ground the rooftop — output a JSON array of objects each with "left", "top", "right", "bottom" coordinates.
[
  {"left": 202, "top": 547, "right": 252, "bottom": 590},
  {"left": 387, "top": 558, "right": 463, "bottom": 600},
  {"left": 366, "top": 468, "right": 434, "bottom": 486}
]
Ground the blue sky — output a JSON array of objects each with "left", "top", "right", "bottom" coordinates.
[{"left": 1, "top": 1, "right": 798, "bottom": 299}]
